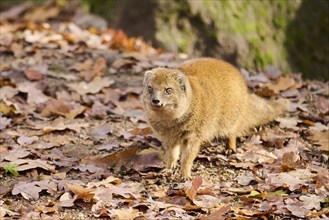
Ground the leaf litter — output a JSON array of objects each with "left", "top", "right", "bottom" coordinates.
[{"left": 0, "top": 1, "right": 328, "bottom": 219}]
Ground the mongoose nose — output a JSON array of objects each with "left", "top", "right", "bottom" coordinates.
[{"left": 152, "top": 99, "right": 160, "bottom": 105}]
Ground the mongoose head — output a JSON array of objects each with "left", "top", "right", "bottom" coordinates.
[{"left": 142, "top": 68, "right": 192, "bottom": 119}]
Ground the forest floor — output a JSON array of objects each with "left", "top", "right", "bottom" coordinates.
[{"left": 0, "top": 2, "right": 328, "bottom": 220}]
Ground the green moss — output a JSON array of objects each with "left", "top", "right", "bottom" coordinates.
[
  {"left": 81, "top": 0, "right": 117, "bottom": 20},
  {"left": 4, "top": 163, "right": 19, "bottom": 176}
]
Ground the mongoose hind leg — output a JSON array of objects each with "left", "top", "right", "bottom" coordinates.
[
  {"left": 180, "top": 140, "right": 201, "bottom": 179},
  {"left": 165, "top": 143, "right": 181, "bottom": 170},
  {"left": 226, "top": 135, "right": 237, "bottom": 154}
]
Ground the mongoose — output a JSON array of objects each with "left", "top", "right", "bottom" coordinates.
[{"left": 142, "top": 58, "right": 289, "bottom": 179}]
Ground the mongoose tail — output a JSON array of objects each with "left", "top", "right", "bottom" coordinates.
[{"left": 245, "top": 95, "right": 290, "bottom": 130}]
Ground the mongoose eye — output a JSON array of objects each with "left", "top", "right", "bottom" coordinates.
[
  {"left": 164, "top": 88, "right": 173, "bottom": 95},
  {"left": 147, "top": 86, "right": 153, "bottom": 94}
]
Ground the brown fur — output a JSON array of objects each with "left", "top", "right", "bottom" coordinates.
[{"left": 142, "top": 58, "right": 289, "bottom": 178}]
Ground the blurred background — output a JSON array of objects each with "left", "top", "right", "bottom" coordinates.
[{"left": 1, "top": 0, "right": 328, "bottom": 80}]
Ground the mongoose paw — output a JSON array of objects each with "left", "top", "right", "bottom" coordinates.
[
  {"left": 172, "top": 166, "right": 180, "bottom": 176},
  {"left": 224, "top": 148, "right": 236, "bottom": 155},
  {"left": 181, "top": 176, "right": 192, "bottom": 182}
]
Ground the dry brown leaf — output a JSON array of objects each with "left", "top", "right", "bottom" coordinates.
[
  {"left": 193, "top": 195, "right": 221, "bottom": 208},
  {"left": 41, "top": 99, "right": 85, "bottom": 119},
  {"left": 235, "top": 172, "right": 256, "bottom": 186},
  {"left": 309, "top": 130, "right": 329, "bottom": 151},
  {"left": 203, "top": 204, "right": 230, "bottom": 220},
  {"left": 186, "top": 176, "right": 203, "bottom": 201},
  {"left": 40, "top": 117, "right": 89, "bottom": 133},
  {"left": 0, "top": 203, "right": 19, "bottom": 218},
  {"left": 0, "top": 115, "right": 11, "bottom": 130},
  {"left": 132, "top": 148, "right": 164, "bottom": 172},
  {"left": 0, "top": 100, "right": 17, "bottom": 115},
  {"left": 315, "top": 96, "right": 329, "bottom": 114},
  {"left": 82, "top": 145, "right": 139, "bottom": 169},
  {"left": 59, "top": 192, "right": 75, "bottom": 207},
  {"left": 111, "top": 208, "right": 140, "bottom": 220},
  {"left": 13, "top": 159, "right": 56, "bottom": 172},
  {"left": 91, "top": 124, "right": 113, "bottom": 140},
  {"left": 4, "top": 148, "right": 30, "bottom": 161},
  {"left": 275, "top": 117, "right": 300, "bottom": 130},
  {"left": 266, "top": 76, "right": 296, "bottom": 94},
  {"left": 266, "top": 169, "right": 314, "bottom": 191},
  {"left": 281, "top": 152, "right": 300, "bottom": 171},
  {"left": 231, "top": 207, "right": 262, "bottom": 216},
  {"left": 236, "top": 149, "right": 278, "bottom": 164},
  {"left": 12, "top": 180, "right": 57, "bottom": 200},
  {"left": 17, "top": 135, "right": 39, "bottom": 146},
  {"left": 0, "top": 86, "right": 19, "bottom": 100},
  {"left": 24, "top": 68, "right": 43, "bottom": 81},
  {"left": 309, "top": 122, "right": 328, "bottom": 131},
  {"left": 67, "top": 76, "right": 114, "bottom": 95},
  {"left": 87, "top": 176, "right": 122, "bottom": 188},
  {"left": 273, "top": 139, "right": 308, "bottom": 159},
  {"left": 300, "top": 194, "right": 323, "bottom": 210},
  {"left": 71, "top": 57, "right": 107, "bottom": 81},
  {"left": 66, "top": 184, "right": 95, "bottom": 200},
  {"left": 12, "top": 182, "right": 43, "bottom": 200},
  {"left": 88, "top": 101, "right": 108, "bottom": 118},
  {"left": 17, "top": 81, "right": 49, "bottom": 105}
]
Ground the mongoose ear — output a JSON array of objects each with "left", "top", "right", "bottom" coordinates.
[
  {"left": 174, "top": 71, "right": 187, "bottom": 92},
  {"left": 143, "top": 70, "right": 153, "bottom": 85}
]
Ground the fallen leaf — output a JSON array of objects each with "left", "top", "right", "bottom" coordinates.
[
  {"left": 315, "top": 96, "right": 329, "bottom": 114},
  {"left": 0, "top": 100, "right": 17, "bottom": 115},
  {"left": 66, "top": 184, "right": 95, "bottom": 200},
  {"left": 12, "top": 180, "right": 57, "bottom": 200},
  {"left": 12, "top": 159, "right": 56, "bottom": 172},
  {"left": 91, "top": 124, "right": 113, "bottom": 140},
  {"left": 132, "top": 148, "right": 164, "bottom": 172},
  {"left": 110, "top": 208, "right": 140, "bottom": 220},
  {"left": 0, "top": 86, "right": 19, "bottom": 100},
  {"left": 266, "top": 76, "right": 296, "bottom": 94},
  {"left": 236, "top": 149, "right": 277, "bottom": 164},
  {"left": 309, "top": 122, "right": 328, "bottom": 131},
  {"left": 193, "top": 195, "right": 221, "bottom": 208},
  {"left": 235, "top": 172, "right": 256, "bottom": 186},
  {"left": 308, "top": 130, "right": 329, "bottom": 151},
  {"left": 300, "top": 194, "right": 323, "bottom": 210},
  {"left": 17, "top": 81, "right": 49, "bottom": 105},
  {"left": 0, "top": 202, "right": 19, "bottom": 218},
  {"left": 275, "top": 117, "right": 300, "bottom": 130},
  {"left": 82, "top": 145, "right": 139, "bottom": 169},
  {"left": 67, "top": 76, "right": 114, "bottom": 95},
  {"left": 24, "top": 68, "right": 43, "bottom": 81},
  {"left": 87, "top": 101, "right": 108, "bottom": 119},
  {"left": 284, "top": 198, "right": 309, "bottom": 217},
  {"left": 71, "top": 57, "right": 107, "bottom": 81},
  {"left": 0, "top": 115, "right": 11, "bottom": 130},
  {"left": 186, "top": 176, "right": 203, "bottom": 201},
  {"left": 17, "top": 135, "right": 39, "bottom": 146},
  {"left": 39, "top": 117, "right": 89, "bottom": 133},
  {"left": 266, "top": 169, "right": 314, "bottom": 191},
  {"left": 281, "top": 152, "right": 300, "bottom": 171},
  {"left": 59, "top": 192, "right": 75, "bottom": 207},
  {"left": 4, "top": 148, "right": 30, "bottom": 161},
  {"left": 203, "top": 204, "right": 230, "bottom": 220}
]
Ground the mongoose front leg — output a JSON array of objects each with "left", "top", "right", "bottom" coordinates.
[
  {"left": 180, "top": 140, "right": 200, "bottom": 179},
  {"left": 164, "top": 143, "right": 181, "bottom": 170}
]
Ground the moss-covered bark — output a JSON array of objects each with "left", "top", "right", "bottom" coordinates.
[{"left": 155, "top": 0, "right": 301, "bottom": 74}]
